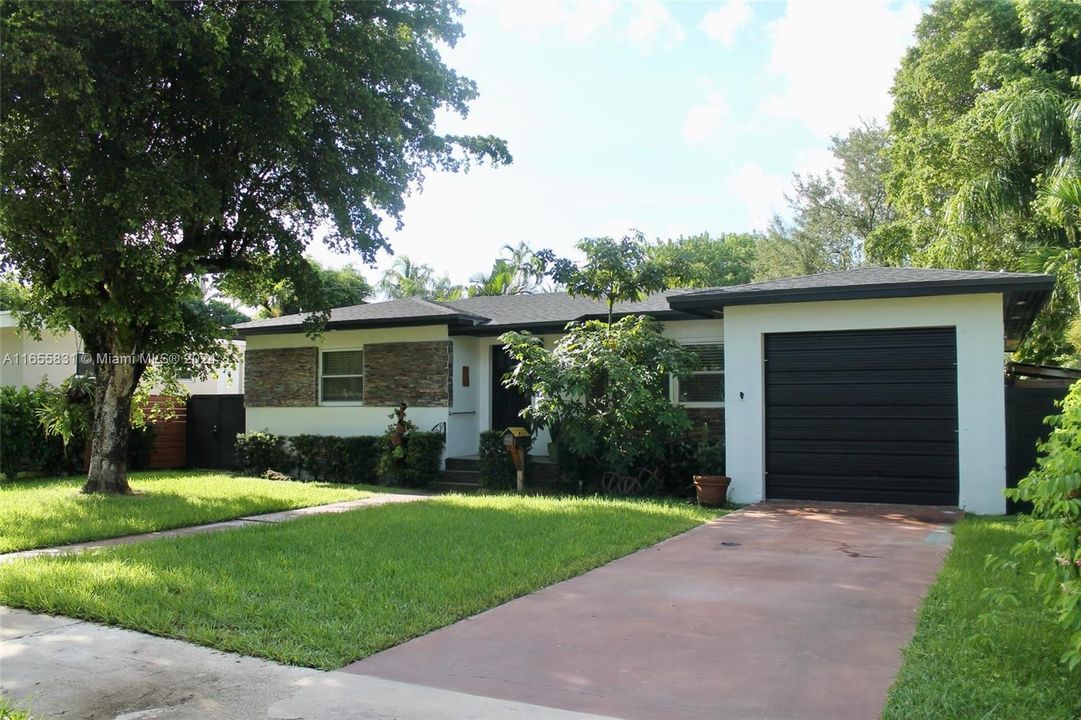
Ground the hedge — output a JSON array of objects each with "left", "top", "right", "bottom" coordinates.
[
  {"left": 478, "top": 429, "right": 522, "bottom": 489},
  {"left": 0, "top": 385, "right": 69, "bottom": 477},
  {"left": 235, "top": 431, "right": 440, "bottom": 487}
]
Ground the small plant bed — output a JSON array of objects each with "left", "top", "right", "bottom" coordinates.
[
  {"left": 0, "top": 470, "right": 372, "bottom": 553},
  {"left": 0, "top": 495, "right": 720, "bottom": 669},
  {"left": 883, "top": 517, "right": 1081, "bottom": 720}
]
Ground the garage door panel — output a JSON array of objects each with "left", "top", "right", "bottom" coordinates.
[
  {"left": 767, "top": 405, "right": 957, "bottom": 421},
  {"left": 767, "top": 451, "right": 957, "bottom": 476},
  {"left": 766, "top": 368, "right": 958, "bottom": 386},
  {"left": 768, "top": 417, "right": 957, "bottom": 442},
  {"left": 766, "top": 475, "right": 958, "bottom": 505},
  {"left": 767, "top": 438, "right": 958, "bottom": 457},
  {"left": 766, "top": 350, "right": 956, "bottom": 373},
  {"left": 765, "top": 327, "right": 959, "bottom": 505},
  {"left": 767, "top": 382, "right": 957, "bottom": 407},
  {"left": 765, "top": 328, "right": 956, "bottom": 352}
]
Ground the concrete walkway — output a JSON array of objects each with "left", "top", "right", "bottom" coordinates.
[
  {"left": 346, "top": 502, "right": 958, "bottom": 720},
  {"left": 0, "top": 492, "right": 429, "bottom": 564},
  {"left": 0, "top": 607, "right": 618, "bottom": 720}
]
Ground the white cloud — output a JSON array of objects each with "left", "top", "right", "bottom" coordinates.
[
  {"left": 699, "top": 0, "right": 752, "bottom": 47},
  {"left": 725, "top": 162, "right": 788, "bottom": 230},
  {"left": 483, "top": 1, "right": 616, "bottom": 43},
  {"left": 683, "top": 91, "right": 730, "bottom": 144},
  {"left": 626, "top": 0, "right": 686, "bottom": 53},
  {"left": 762, "top": 0, "right": 922, "bottom": 136}
]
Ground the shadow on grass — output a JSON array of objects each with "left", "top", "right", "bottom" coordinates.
[{"left": 0, "top": 495, "right": 716, "bottom": 669}]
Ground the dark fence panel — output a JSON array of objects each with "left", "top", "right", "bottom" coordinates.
[{"left": 1005, "top": 380, "right": 1072, "bottom": 514}]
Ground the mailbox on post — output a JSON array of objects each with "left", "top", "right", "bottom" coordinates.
[{"left": 501, "top": 426, "right": 531, "bottom": 493}]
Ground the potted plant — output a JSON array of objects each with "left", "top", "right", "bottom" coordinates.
[{"left": 692, "top": 437, "right": 729, "bottom": 506}]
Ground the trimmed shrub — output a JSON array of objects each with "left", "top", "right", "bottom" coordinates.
[
  {"left": 0, "top": 385, "right": 72, "bottom": 477},
  {"left": 325, "top": 436, "right": 382, "bottom": 484},
  {"left": 290, "top": 434, "right": 381, "bottom": 484},
  {"left": 478, "top": 430, "right": 520, "bottom": 490},
  {"left": 290, "top": 434, "right": 332, "bottom": 481},
  {"left": 377, "top": 431, "right": 444, "bottom": 488},
  {"left": 403, "top": 431, "right": 444, "bottom": 488},
  {"left": 235, "top": 431, "right": 292, "bottom": 476}
]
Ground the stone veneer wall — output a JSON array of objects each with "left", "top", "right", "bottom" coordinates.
[
  {"left": 363, "top": 341, "right": 452, "bottom": 407},
  {"left": 244, "top": 347, "right": 318, "bottom": 407}
]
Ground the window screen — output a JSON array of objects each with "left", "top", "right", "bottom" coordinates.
[{"left": 321, "top": 350, "right": 363, "bottom": 402}]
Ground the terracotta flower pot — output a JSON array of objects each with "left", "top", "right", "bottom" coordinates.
[{"left": 693, "top": 474, "right": 731, "bottom": 507}]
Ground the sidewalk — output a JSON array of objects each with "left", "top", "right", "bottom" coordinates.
[
  {"left": 0, "top": 492, "right": 429, "bottom": 565},
  {"left": 0, "top": 607, "right": 617, "bottom": 720}
]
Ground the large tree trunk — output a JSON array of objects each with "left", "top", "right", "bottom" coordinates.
[{"left": 83, "top": 357, "right": 143, "bottom": 494}]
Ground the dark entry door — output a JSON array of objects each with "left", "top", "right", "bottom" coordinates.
[
  {"left": 491, "top": 346, "right": 531, "bottom": 431},
  {"left": 764, "top": 327, "right": 959, "bottom": 505},
  {"left": 186, "top": 394, "right": 246, "bottom": 470}
]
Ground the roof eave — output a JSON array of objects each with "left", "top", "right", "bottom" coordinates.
[{"left": 234, "top": 314, "right": 480, "bottom": 338}]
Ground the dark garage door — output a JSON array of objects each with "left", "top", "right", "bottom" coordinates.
[{"left": 765, "top": 327, "right": 959, "bottom": 505}]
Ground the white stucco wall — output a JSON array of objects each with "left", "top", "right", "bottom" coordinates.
[
  {"left": 448, "top": 336, "right": 481, "bottom": 457},
  {"left": 723, "top": 293, "right": 1007, "bottom": 514}
]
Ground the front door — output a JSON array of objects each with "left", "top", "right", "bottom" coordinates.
[{"left": 491, "top": 346, "right": 531, "bottom": 431}]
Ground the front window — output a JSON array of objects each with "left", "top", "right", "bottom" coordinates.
[
  {"left": 321, "top": 349, "right": 363, "bottom": 403},
  {"left": 676, "top": 343, "right": 724, "bottom": 405}
]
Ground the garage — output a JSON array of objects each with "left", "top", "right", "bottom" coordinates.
[
  {"left": 667, "top": 267, "right": 1057, "bottom": 514},
  {"left": 764, "top": 327, "right": 958, "bottom": 505}
]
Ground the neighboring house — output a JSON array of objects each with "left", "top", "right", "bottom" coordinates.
[
  {"left": 0, "top": 311, "right": 245, "bottom": 394},
  {"left": 234, "top": 267, "right": 1055, "bottom": 515}
]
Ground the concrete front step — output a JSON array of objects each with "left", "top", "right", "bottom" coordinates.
[{"left": 445, "top": 456, "right": 481, "bottom": 472}]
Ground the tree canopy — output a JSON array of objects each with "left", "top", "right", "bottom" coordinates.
[
  {"left": 755, "top": 121, "right": 895, "bottom": 281},
  {"left": 883, "top": 0, "right": 1080, "bottom": 362},
  {"left": 0, "top": 0, "right": 508, "bottom": 492},
  {"left": 222, "top": 259, "right": 372, "bottom": 319},
  {"left": 649, "top": 232, "right": 758, "bottom": 288}
]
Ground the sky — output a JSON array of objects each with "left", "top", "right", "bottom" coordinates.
[{"left": 308, "top": 0, "right": 926, "bottom": 289}]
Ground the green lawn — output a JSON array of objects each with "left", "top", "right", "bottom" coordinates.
[
  {"left": 883, "top": 517, "right": 1081, "bottom": 720},
  {"left": 0, "top": 494, "right": 718, "bottom": 669},
  {"left": 0, "top": 471, "right": 372, "bottom": 553}
]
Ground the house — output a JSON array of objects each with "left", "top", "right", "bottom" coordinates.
[
  {"left": 234, "top": 267, "right": 1056, "bottom": 515},
  {"left": 0, "top": 311, "right": 245, "bottom": 395}
]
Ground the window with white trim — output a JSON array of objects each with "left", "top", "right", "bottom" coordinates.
[
  {"left": 676, "top": 343, "right": 724, "bottom": 405},
  {"left": 320, "top": 349, "right": 364, "bottom": 403}
]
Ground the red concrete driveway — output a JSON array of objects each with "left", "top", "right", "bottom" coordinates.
[{"left": 344, "top": 503, "right": 958, "bottom": 720}]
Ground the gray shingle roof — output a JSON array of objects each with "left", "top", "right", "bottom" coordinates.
[
  {"left": 232, "top": 292, "right": 683, "bottom": 336},
  {"left": 670, "top": 267, "right": 1052, "bottom": 303}
]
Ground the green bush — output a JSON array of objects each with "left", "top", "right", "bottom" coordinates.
[
  {"left": 478, "top": 430, "right": 521, "bottom": 489},
  {"left": 328, "top": 436, "right": 383, "bottom": 484},
  {"left": 377, "top": 431, "right": 444, "bottom": 488},
  {"left": 235, "top": 431, "right": 292, "bottom": 476},
  {"left": 0, "top": 385, "right": 73, "bottom": 477},
  {"left": 290, "top": 434, "right": 381, "bottom": 484},
  {"left": 999, "top": 378, "right": 1081, "bottom": 670}
]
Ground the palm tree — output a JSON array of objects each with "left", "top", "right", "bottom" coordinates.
[
  {"left": 378, "top": 256, "right": 436, "bottom": 299},
  {"left": 469, "top": 259, "right": 526, "bottom": 296}
]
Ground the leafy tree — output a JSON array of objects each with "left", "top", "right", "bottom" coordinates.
[
  {"left": 755, "top": 121, "right": 896, "bottom": 280},
  {"left": 378, "top": 256, "right": 465, "bottom": 300},
  {"left": 0, "top": 1, "right": 508, "bottom": 493},
  {"left": 549, "top": 231, "right": 668, "bottom": 328},
  {"left": 0, "top": 274, "right": 28, "bottom": 311},
  {"left": 884, "top": 0, "right": 1080, "bottom": 362},
  {"left": 649, "top": 232, "right": 758, "bottom": 288},
  {"left": 200, "top": 299, "right": 251, "bottom": 327},
  {"left": 225, "top": 259, "right": 371, "bottom": 318},
  {"left": 500, "top": 315, "right": 698, "bottom": 480}
]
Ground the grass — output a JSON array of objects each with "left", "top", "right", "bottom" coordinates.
[
  {"left": 883, "top": 517, "right": 1081, "bottom": 720},
  {"left": 0, "top": 494, "right": 718, "bottom": 669},
  {"left": 0, "top": 694, "right": 33, "bottom": 720},
  {"left": 0, "top": 470, "right": 373, "bottom": 553}
]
